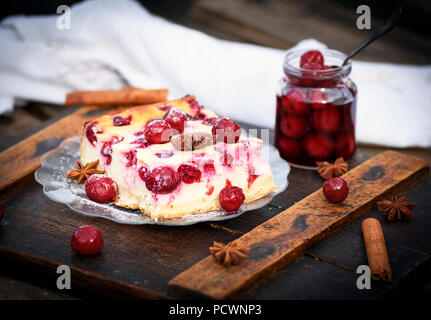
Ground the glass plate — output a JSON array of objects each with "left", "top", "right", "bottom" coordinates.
[{"left": 35, "top": 136, "right": 290, "bottom": 226}]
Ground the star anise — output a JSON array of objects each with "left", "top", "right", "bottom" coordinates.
[
  {"left": 209, "top": 241, "right": 250, "bottom": 267},
  {"left": 316, "top": 157, "right": 348, "bottom": 179},
  {"left": 377, "top": 195, "right": 416, "bottom": 221},
  {"left": 65, "top": 160, "right": 105, "bottom": 184}
]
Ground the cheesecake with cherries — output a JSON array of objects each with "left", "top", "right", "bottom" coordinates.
[{"left": 80, "top": 96, "right": 278, "bottom": 219}]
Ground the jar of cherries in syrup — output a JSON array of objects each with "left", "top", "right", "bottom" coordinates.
[{"left": 275, "top": 49, "right": 357, "bottom": 168}]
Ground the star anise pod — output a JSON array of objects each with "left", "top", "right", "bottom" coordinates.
[
  {"left": 377, "top": 195, "right": 416, "bottom": 221},
  {"left": 65, "top": 160, "right": 105, "bottom": 184},
  {"left": 209, "top": 241, "right": 250, "bottom": 267},
  {"left": 316, "top": 157, "right": 348, "bottom": 179}
]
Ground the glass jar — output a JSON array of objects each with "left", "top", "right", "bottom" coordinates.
[{"left": 275, "top": 48, "right": 357, "bottom": 168}]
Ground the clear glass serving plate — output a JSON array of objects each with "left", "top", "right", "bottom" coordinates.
[{"left": 35, "top": 136, "right": 290, "bottom": 226}]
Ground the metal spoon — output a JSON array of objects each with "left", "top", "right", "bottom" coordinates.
[{"left": 342, "top": 6, "right": 403, "bottom": 65}]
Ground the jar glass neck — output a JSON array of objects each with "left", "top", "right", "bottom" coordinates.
[{"left": 283, "top": 49, "right": 351, "bottom": 81}]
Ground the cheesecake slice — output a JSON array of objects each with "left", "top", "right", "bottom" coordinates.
[{"left": 80, "top": 96, "right": 278, "bottom": 219}]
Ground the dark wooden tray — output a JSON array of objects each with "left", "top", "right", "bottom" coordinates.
[{"left": 0, "top": 106, "right": 430, "bottom": 299}]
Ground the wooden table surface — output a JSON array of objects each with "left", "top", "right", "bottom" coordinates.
[{"left": 1, "top": 0, "right": 430, "bottom": 299}]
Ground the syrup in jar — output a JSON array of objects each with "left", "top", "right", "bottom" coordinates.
[{"left": 275, "top": 49, "right": 357, "bottom": 168}]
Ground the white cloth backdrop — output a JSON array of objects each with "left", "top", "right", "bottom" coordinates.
[{"left": 0, "top": 0, "right": 430, "bottom": 148}]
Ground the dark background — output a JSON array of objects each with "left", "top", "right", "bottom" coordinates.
[{"left": 1, "top": 0, "right": 430, "bottom": 39}]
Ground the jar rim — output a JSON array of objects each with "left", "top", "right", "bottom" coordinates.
[{"left": 283, "top": 48, "right": 352, "bottom": 79}]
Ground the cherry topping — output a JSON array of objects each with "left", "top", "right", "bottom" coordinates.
[
  {"left": 281, "top": 89, "right": 309, "bottom": 115},
  {"left": 220, "top": 153, "right": 234, "bottom": 167},
  {"left": 145, "top": 166, "right": 180, "bottom": 194},
  {"left": 134, "top": 129, "right": 145, "bottom": 136},
  {"left": 113, "top": 115, "right": 132, "bottom": 126},
  {"left": 155, "top": 151, "right": 174, "bottom": 159},
  {"left": 202, "top": 117, "right": 218, "bottom": 126},
  {"left": 124, "top": 149, "right": 137, "bottom": 167},
  {"left": 206, "top": 185, "right": 215, "bottom": 196},
  {"left": 280, "top": 115, "right": 309, "bottom": 139},
  {"left": 131, "top": 137, "right": 151, "bottom": 149},
  {"left": 178, "top": 164, "right": 202, "bottom": 184},
  {"left": 0, "top": 204, "right": 4, "bottom": 223},
  {"left": 300, "top": 50, "right": 324, "bottom": 68},
  {"left": 144, "top": 119, "right": 174, "bottom": 144},
  {"left": 219, "top": 186, "right": 245, "bottom": 212},
  {"left": 71, "top": 225, "right": 104, "bottom": 256},
  {"left": 101, "top": 142, "right": 113, "bottom": 165},
  {"left": 323, "top": 177, "right": 349, "bottom": 203},
  {"left": 138, "top": 166, "right": 147, "bottom": 182},
  {"left": 312, "top": 108, "right": 341, "bottom": 133},
  {"left": 302, "top": 133, "right": 334, "bottom": 160},
  {"left": 111, "top": 136, "right": 124, "bottom": 144},
  {"left": 189, "top": 100, "right": 201, "bottom": 113},
  {"left": 158, "top": 105, "right": 171, "bottom": 112},
  {"left": 85, "top": 122, "right": 102, "bottom": 146},
  {"left": 85, "top": 175, "right": 117, "bottom": 203},
  {"left": 212, "top": 118, "right": 241, "bottom": 144},
  {"left": 203, "top": 162, "right": 216, "bottom": 176},
  {"left": 163, "top": 107, "right": 188, "bottom": 133}
]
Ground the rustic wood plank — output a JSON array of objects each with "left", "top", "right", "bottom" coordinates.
[
  {"left": 0, "top": 105, "right": 132, "bottom": 192},
  {"left": 192, "top": 0, "right": 431, "bottom": 64},
  {"left": 168, "top": 150, "right": 429, "bottom": 299},
  {"left": 0, "top": 178, "right": 246, "bottom": 298}
]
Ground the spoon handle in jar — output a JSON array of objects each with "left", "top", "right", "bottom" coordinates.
[{"left": 343, "top": 5, "right": 403, "bottom": 65}]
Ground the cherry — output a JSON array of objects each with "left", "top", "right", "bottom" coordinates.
[
  {"left": 278, "top": 136, "right": 302, "bottom": 157},
  {"left": 212, "top": 118, "right": 241, "bottom": 144},
  {"left": 301, "top": 62, "right": 323, "bottom": 70},
  {"left": 113, "top": 115, "right": 132, "bottom": 126},
  {"left": 323, "top": 177, "right": 349, "bottom": 203},
  {"left": 0, "top": 204, "right": 4, "bottom": 223},
  {"left": 145, "top": 166, "right": 180, "bottom": 194},
  {"left": 281, "top": 89, "right": 309, "bottom": 115},
  {"left": 219, "top": 186, "right": 245, "bottom": 212},
  {"left": 85, "top": 175, "right": 117, "bottom": 203},
  {"left": 101, "top": 142, "right": 113, "bottom": 165},
  {"left": 335, "top": 134, "right": 356, "bottom": 160},
  {"left": 178, "top": 164, "right": 202, "bottom": 184},
  {"left": 71, "top": 225, "right": 104, "bottom": 255},
  {"left": 308, "top": 89, "right": 329, "bottom": 110},
  {"left": 300, "top": 50, "right": 324, "bottom": 68},
  {"left": 163, "top": 107, "right": 188, "bottom": 133},
  {"left": 302, "top": 133, "right": 334, "bottom": 160},
  {"left": 312, "top": 108, "right": 341, "bottom": 133},
  {"left": 144, "top": 119, "right": 174, "bottom": 144},
  {"left": 138, "top": 166, "right": 147, "bottom": 182},
  {"left": 280, "top": 115, "right": 309, "bottom": 139}
]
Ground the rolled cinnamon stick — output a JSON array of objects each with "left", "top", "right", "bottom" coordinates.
[
  {"left": 361, "top": 218, "right": 392, "bottom": 281},
  {"left": 65, "top": 87, "right": 168, "bottom": 106}
]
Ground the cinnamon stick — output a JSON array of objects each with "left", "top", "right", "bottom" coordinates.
[
  {"left": 361, "top": 218, "right": 392, "bottom": 281},
  {"left": 65, "top": 87, "right": 168, "bottom": 106}
]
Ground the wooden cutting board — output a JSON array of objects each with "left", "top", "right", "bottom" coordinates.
[{"left": 0, "top": 107, "right": 429, "bottom": 299}]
